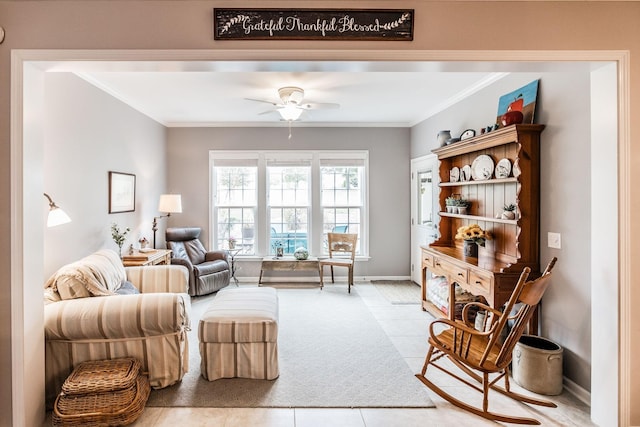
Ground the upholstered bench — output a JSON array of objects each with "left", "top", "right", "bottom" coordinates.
[{"left": 198, "top": 287, "right": 279, "bottom": 381}]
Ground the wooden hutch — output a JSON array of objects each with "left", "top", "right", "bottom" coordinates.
[{"left": 421, "top": 124, "right": 544, "bottom": 329}]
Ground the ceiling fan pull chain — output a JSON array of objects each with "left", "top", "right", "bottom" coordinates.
[{"left": 288, "top": 120, "right": 292, "bottom": 139}]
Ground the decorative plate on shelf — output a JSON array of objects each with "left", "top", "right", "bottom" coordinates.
[
  {"left": 495, "top": 158, "right": 512, "bottom": 178},
  {"left": 512, "top": 161, "right": 521, "bottom": 177},
  {"left": 461, "top": 165, "right": 472, "bottom": 182},
  {"left": 460, "top": 129, "right": 476, "bottom": 140},
  {"left": 449, "top": 167, "right": 460, "bottom": 182},
  {"left": 471, "top": 155, "right": 495, "bottom": 181}
]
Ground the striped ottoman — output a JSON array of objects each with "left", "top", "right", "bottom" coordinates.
[{"left": 198, "top": 287, "right": 279, "bottom": 381}]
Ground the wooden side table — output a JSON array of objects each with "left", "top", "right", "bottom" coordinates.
[
  {"left": 258, "top": 256, "right": 320, "bottom": 286},
  {"left": 122, "top": 249, "right": 172, "bottom": 267}
]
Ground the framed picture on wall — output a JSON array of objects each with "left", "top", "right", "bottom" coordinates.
[
  {"left": 108, "top": 171, "right": 136, "bottom": 213},
  {"left": 496, "top": 79, "right": 540, "bottom": 125}
]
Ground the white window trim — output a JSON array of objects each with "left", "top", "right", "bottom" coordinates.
[{"left": 210, "top": 150, "right": 369, "bottom": 258}]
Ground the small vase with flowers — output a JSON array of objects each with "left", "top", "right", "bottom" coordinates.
[{"left": 455, "top": 224, "right": 492, "bottom": 258}]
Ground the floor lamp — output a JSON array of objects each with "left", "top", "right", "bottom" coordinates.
[{"left": 152, "top": 194, "right": 182, "bottom": 248}]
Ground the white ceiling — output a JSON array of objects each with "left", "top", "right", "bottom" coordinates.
[{"left": 55, "top": 60, "right": 594, "bottom": 128}]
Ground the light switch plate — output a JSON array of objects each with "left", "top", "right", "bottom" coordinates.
[{"left": 548, "top": 232, "right": 561, "bottom": 249}]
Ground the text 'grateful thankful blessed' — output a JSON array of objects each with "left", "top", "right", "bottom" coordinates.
[{"left": 214, "top": 9, "right": 414, "bottom": 41}]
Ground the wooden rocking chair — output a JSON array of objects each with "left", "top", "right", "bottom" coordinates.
[{"left": 416, "top": 257, "right": 558, "bottom": 425}]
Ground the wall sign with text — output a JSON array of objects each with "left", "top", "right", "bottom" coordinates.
[{"left": 214, "top": 9, "right": 414, "bottom": 41}]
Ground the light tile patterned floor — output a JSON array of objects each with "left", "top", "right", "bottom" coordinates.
[{"left": 45, "top": 282, "right": 594, "bottom": 427}]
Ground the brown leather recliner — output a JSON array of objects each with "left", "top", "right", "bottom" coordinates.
[{"left": 165, "top": 227, "right": 230, "bottom": 296}]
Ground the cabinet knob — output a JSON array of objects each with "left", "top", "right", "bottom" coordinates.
[{"left": 457, "top": 273, "right": 464, "bottom": 277}]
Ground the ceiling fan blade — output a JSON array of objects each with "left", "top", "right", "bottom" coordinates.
[
  {"left": 247, "top": 88, "right": 339, "bottom": 121},
  {"left": 300, "top": 102, "right": 340, "bottom": 110},
  {"left": 245, "top": 97, "right": 282, "bottom": 107}
]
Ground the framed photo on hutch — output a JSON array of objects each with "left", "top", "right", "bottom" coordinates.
[{"left": 108, "top": 171, "right": 136, "bottom": 213}]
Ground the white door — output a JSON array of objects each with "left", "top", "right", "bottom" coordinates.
[{"left": 410, "top": 154, "right": 439, "bottom": 284}]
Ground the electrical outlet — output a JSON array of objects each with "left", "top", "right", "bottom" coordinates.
[{"left": 548, "top": 232, "right": 561, "bottom": 249}]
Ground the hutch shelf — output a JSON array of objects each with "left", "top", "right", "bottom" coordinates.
[{"left": 421, "top": 124, "right": 544, "bottom": 331}]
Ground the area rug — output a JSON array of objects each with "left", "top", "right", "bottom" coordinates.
[
  {"left": 146, "top": 285, "right": 434, "bottom": 408},
  {"left": 371, "top": 280, "right": 422, "bottom": 304}
]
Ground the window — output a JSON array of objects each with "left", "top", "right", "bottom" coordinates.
[
  {"left": 268, "top": 162, "right": 310, "bottom": 255},
  {"left": 212, "top": 157, "right": 258, "bottom": 254},
  {"left": 211, "top": 151, "right": 368, "bottom": 257},
  {"left": 320, "top": 160, "right": 364, "bottom": 253}
]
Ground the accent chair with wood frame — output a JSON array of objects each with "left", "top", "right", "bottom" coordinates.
[
  {"left": 416, "top": 257, "right": 558, "bottom": 425},
  {"left": 319, "top": 233, "right": 358, "bottom": 293}
]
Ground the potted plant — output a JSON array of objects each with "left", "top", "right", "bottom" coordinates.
[
  {"left": 111, "top": 223, "right": 130, "bottom": 257},
  {"left": 228, "top": 236, "right": 237, "bottom": 249},
  {"left": 456, "top": 198, "right": 470, "bottom": 215},
  {"left": 501, "top": 203, "right": 517, "bottom": 220},
  {"left": 455, "top": 224, "right": 492, "bottom": 258},
  {"left": 445, "top": 196, "right": 457, "bottom": 213}
]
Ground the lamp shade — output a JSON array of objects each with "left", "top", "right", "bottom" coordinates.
[
  {"left": 47, "top": 207, "right": 71, "bottom": 227},
  {"left": 44, "top": 193, "right": 71, "bottom": 227},
  {"left": 158, "top": 194, "right": 182, "bottom": 213}
]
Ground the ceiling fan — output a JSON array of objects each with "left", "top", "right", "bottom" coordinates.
[{"left": 246, "top": 86, "right": 340, "bottom": 122}]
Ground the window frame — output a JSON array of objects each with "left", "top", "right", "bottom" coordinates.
[
  {"left": 319, "top": 157, "right": 367, "bottom": 255},
  {"left": 266, "top": 159, "right": 312, "bottom": 256},
  {"left": 210, "top": 150, "right": 369, "bottom": 259},
  {"left": 210, "top": 153, "right": 259, "bottom": 254}
]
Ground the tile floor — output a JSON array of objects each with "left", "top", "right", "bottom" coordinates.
[{"left": 45, "top": 282, "right": 594, "bottom": 426}]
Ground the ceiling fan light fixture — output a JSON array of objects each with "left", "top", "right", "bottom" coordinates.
[
  {"left": 278, "top": 86, "right": 305, "bottom": 105},
  {"left": 278, "top": 104, "right": 303, "bottom": 121},
  {"left": 246, "top": 85, "right": 337, "bottom": 126}
]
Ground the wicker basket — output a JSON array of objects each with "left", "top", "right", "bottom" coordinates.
[
  {"left": 62, "top": 358, "right": 141, "bottom": 395},
  {"left": 52, "top": 358, "right": 150, "bottom": 427}
]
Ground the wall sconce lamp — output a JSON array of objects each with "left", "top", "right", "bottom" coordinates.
[
  {"left": 152, "top": 194, "right": 182, "bottom": 248},
  {"left": 44, "top": 193, "right": 71, "bottom": 227}
]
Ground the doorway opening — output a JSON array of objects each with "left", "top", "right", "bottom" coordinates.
[{"left": 11, "top": 50, "right": 626, "bottom": 426}]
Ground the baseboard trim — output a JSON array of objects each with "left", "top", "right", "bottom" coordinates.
[
  {"left": 563, "top": 376, "right": 590, "bottom": 407},
  {"left": 361, "top": 276, "right": 412, "bottom": 281},
  {"left": 236, "top": 276, "right": 412, "bottom": 284}
]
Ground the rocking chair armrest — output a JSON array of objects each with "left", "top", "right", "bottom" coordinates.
[
  {"left": 429, "top": 317, "right": 493, "bottom": 340},
  {"left": 464, "top": 301, "right": 502, "bottom": 316},
  {"left": 461, "top": 302, "right": 503, "bottom": 328}
]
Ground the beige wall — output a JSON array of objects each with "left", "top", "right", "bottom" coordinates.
[
  {"left": 44, "top": 73, "right": 167, "bottom": 277},
  {"left": 1, "top": 1, "right": 638, "bottom": 426},
  {"left": 166, "top": 127, "right": 411, "bottom": 279},
  {"left": 412, "top": 71, "right": 594, "bottom": 391}
]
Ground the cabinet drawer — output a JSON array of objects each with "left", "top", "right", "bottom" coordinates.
[
  {"left": 421, "top": 251, "right": 434, "bottom": 269},
  {"left": 433, "top": 258, "right": 468, "bottom": 283},
  {"left": 469, "top": 269, "right": 492, "bottom": 294}
]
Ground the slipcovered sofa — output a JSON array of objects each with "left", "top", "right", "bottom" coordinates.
[
  {"left": 165, "top": 227, "right": 230, "bottom": 296},
  {"left": 43, "top": 249, "right": 191, "bottom": 405}
]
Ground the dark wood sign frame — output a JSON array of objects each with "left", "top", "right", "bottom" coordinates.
[{"left": 214, "top": 8, "right": 414, "bottom": 41}]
